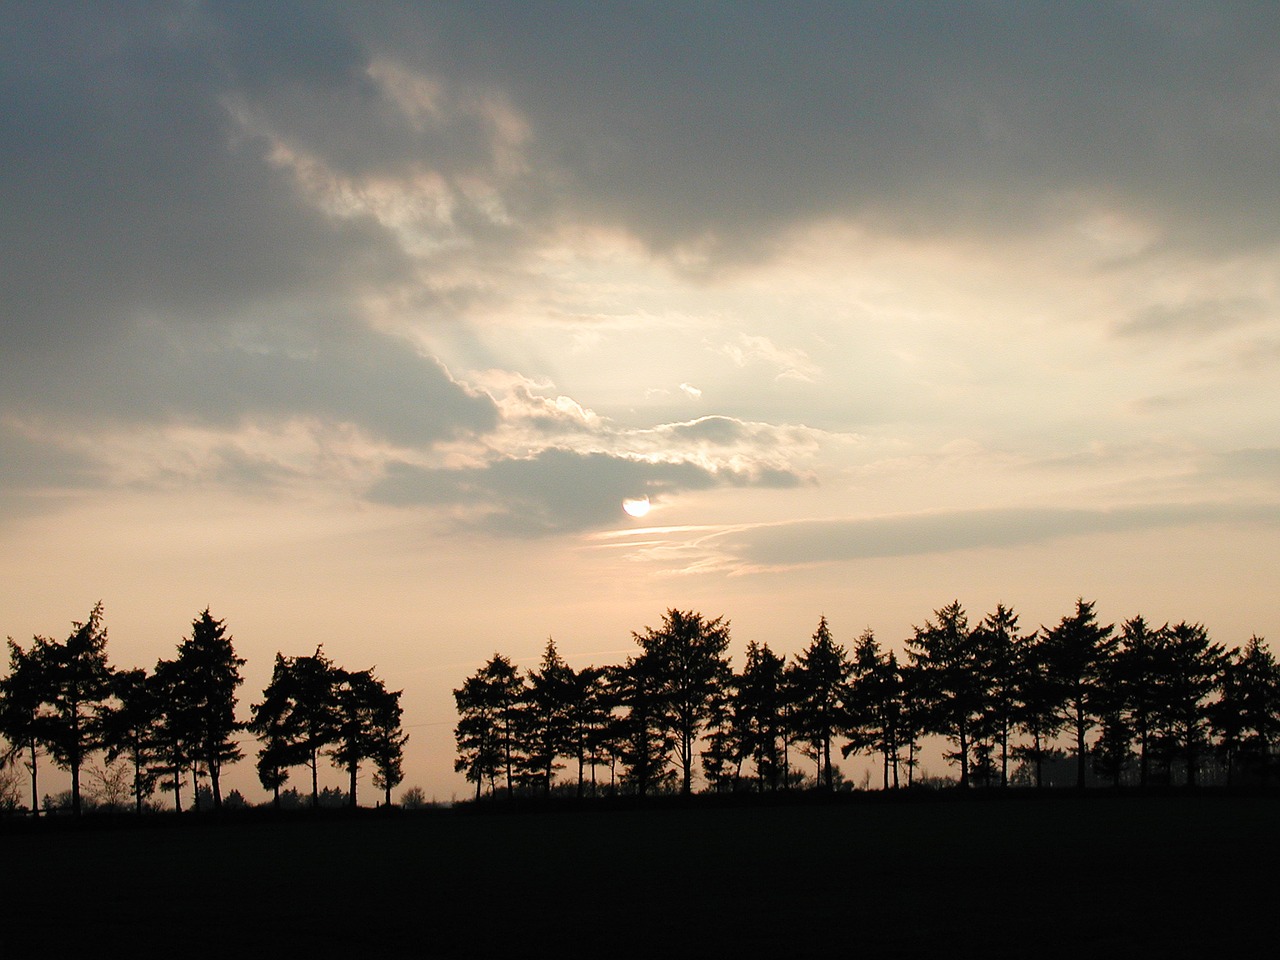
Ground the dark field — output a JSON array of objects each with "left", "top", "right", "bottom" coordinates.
[{"left": 3, "top": 793, "right": 1276, "bottom": 958}]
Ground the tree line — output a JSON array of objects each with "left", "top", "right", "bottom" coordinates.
[
  {"left": 453, "top": 602, "right": 1280, "bottom": 800},
  {"left": 0, "top": 603, "right": 407, "bottom": 816}
]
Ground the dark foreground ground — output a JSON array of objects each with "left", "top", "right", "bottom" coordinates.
[{"left": 2, "top": 792, "right": 1276, "bottom": 958}]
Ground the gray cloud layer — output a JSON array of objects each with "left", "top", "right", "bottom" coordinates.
[
  {"left": 5, "top": 3, "right": 1278, "bottom": 536},
  {"left": 369, "top": 446, "right": 799, "bottom": 536},
  {"left": 729, "top": 502, "right": 1280, "bottom": 566}
]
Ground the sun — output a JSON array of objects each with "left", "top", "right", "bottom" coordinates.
[{"left": 622, "top": 496, "right": 651, "bottom": 519}]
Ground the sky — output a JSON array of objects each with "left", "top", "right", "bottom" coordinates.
[{"left": 3, "top": 2, "right": 1279, "bottom": 802}]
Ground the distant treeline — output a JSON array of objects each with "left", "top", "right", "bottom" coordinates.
[
  {"left": 0, "top": 603, "right": 407, "bottom": 816},
  {"left": 453, "top": 602, "right": 1279, "bottom": 800}
]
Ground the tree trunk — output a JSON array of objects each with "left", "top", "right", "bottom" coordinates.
[
  {"left": 349, "top": 760, "right": 358, "bottom": 808},
  {"left": 209, "top": 752, "right": 223, "bottom": 811},
  {"left": 28, "top": 738, "right": 39, "bottom": 817},
  {"left": 1075, "top": 699, "right": 1087, "bottom": 789},
  {"left": 1000, "top": 726, "right": 1009, "bottom": 788},
  {"left": 310, "top": 750, "right": 319, "bottom": 807}
]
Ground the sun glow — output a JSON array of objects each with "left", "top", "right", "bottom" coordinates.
[{"left": 622, "top": 496, "right": 651, "bottom": 518}]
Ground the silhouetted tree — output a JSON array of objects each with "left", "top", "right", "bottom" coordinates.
[
  {"left": 790, "top": 617, "right": 853, "bottom": 790},
  {"left": 1159, "top": 621, "right": 1228, "bottom": 787},
  {"left": 453, "top": 654, "right": 525, "bottom": 799},
  {"left": 1213, "top": 636, "right": 1280, "bottom": 785},
  {"left": 1111, "top": 616, "right": 1165, "bottom": 787},
  {"left": 565, "top": 665, "right": 610, "bottom": 796},
  {"left": 843, "top": 630, "right": 906, "bottom": 790},
  {"left": 973, "top": 604, "right": 1024, "bottom": 787},
  {"left": 1090, "top": 650, "right": 1133, "bottom": 788},
  {"left": 634, "top": 609, "right": 733, "bottom": 796},
  {"left": 171, "top": 609, "right": 244, "bottom": 810},
  {"left": 101, "top": 667, "right": 160, "bottom": 814},
  {"left": 907, "top": 601, "right": 984, "bottom": 788},
  {"left": 249, "top": 653, "right": 294, "bottom": 807},
  {"left": 453, "top": 668, "right": 501, "bottom": 801},
  {"left": 700, "top": 674, "right": 742, "bottom": 793},
  {"left": 369, "top": 682, "right": 407, "bottom": 807},
  {"left": 282, "top": 648, "right": 342, "bottom": 806},
  {"left": 40, "top": 603, "right": 115, "bottom": 816},
  {"left": 608, "top": 656, "right": 673, "bottom": 796},
  {"left": 0, "top": 638, "right": 50, "bottom": 815},
  {"left": 330, "top": 668, "right": 375, "bottom": 808},
  {"left": 736, "top": 641, "right": 788, "bottom": 791},
  {"left": 1043, "top": 599, "right": 1115, "bottom": 789},
  {"left": 1010, "top": 628, "right": 1059, "bottom": 788},
  {"left": 151, "top": 656, "right": 199, "bottom": 812},
  {"left": 523, "top": 639, "right": 574, "bottom": 796}
]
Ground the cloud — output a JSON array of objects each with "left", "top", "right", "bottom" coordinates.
[
  {"left": 724, "top": 502, "right": 1280, "bottom": 567},
  {"left": 381, "top": 3, "right": 1280, "bottom": 258},
  {"left": 679, "top": 383, "right": 703, "bottom": 400},
  {"left": 1115, "top": 298, "right": 1269, "bottom": 340},
  {"left": 717, "top": 334, "right": 820, "bottom": 383},
  {"left": 367, "top": 446, "right": 800, "bottom": 536}
]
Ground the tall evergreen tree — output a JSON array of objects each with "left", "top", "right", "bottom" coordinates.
[
  {"left": 736, "top": 641, "right": 788, "bottom": 792},
  {"left": 1011, "top": 629, "right": 1060, "bottom": 788},
  {"left": 281, "top": 648, "right": 342, "bottom": 806},
  {"left": 369, "top": 682, "right": 407, "bottom": 807},
  {"left": 101, "top": 667, "right": 160, "bottom": 814},
  {"left": 523, "top": 639, "right": 574, "bottom": 796},
  {"left": 789, "top": 616, "right": 853, "bottom": 790},
  {"left": 1159, "top": 621, "right": 1228, "bottom": 787},
  {"left": 172, "top": 609, "right": 245, "bottom": 811},
  {"left": 249, "top": 653, "right": 294, "bottom": 807},
  {"left": 907, "top": 601, "right": 984, "bottom": 787},
  {"left": 1043, "top": 599, "right": 1115, "bottom": 789},
  {"left": 453, "top": 668, "right": 501, "bottom": 801},
  {"left": 0, "top": 638, "right": 50, "bottom": 816},
  {"left": 843, "top": 631, "right": 907, "bottom": 790},
  {"left": 151, "top": 656, "right": 198, "bottom": 812},
  {"left": 329, "top": 667, "right": 393, "bottom": 808},
  {"left": 1111, "top": 616, "right": 1165, "bottom": 787},
  {"left": 1213, "top": 636, "right": 1280, "bottom": 785},
  {"left": 40, "top": 603, "right": 115, "bottom": 816},
  {"left": 972, "top": 604, "right": 1023, "bottom": 787},
  {"left": 452, "top": 654, "right": 525, "bottom": 799},
  {"left": 633, "top": 609, "right": 733, "bottom": 796},
  {"left": 608, "top": 656, "right": 673, "bottom": 797},
  {"left": 565, "top": 665, "right": 611, "bottom": 797}
]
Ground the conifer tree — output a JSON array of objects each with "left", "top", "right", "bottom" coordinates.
[
  {"left": 249, "top": 653, "right": 294, "bottom": 807},
  {"left": 1159, "top": 621, "right": 1228, "bottom": 786},
  {"left": 172, "top": 609, "right": 245, "bottom": 810},
  {"left": 633, "top": 609, "right": 733, "bottom": 796},
  {"left": 907, "top": 601, "right": 984, "bottom": 787},
  {"left": 789, "top": 616, "right": 853, "bottom": 790},
  {"left": 101, "top": 667, "right": 160, "bottom": 814},
  {"left": 369, "top": 683, "right": 407, "bottom": 808},
  {"left": 40, "top": 603, "right": 115, "bottom": 816},
  {"left": 736, "top": 641, "right": 788, "bottom": 791},
  {"left": 524, "top": 639, "right": 574, "bottom": 795},
  {"left": 1043, "top": 599, "right": 1115, "bottom": 789},
  {"left": 1213, "top": 636, "right": 1280, "bottom": 785},
  {"left": 0, "top": 638, "right": 49, "bottom": 815}
]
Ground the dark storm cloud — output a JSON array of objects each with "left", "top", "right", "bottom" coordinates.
[
  {"left": 0, "top": 3, "right": 497, "bottom": 475},
  {"left": 729, "top": 502, "right": 1280, "bottom": 566},
  {"left": 368, "top": 447, "right": 800, "bottom": 536},
  {"left": 384, "top": 1, "right": 1280, "bottom": 256}
]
